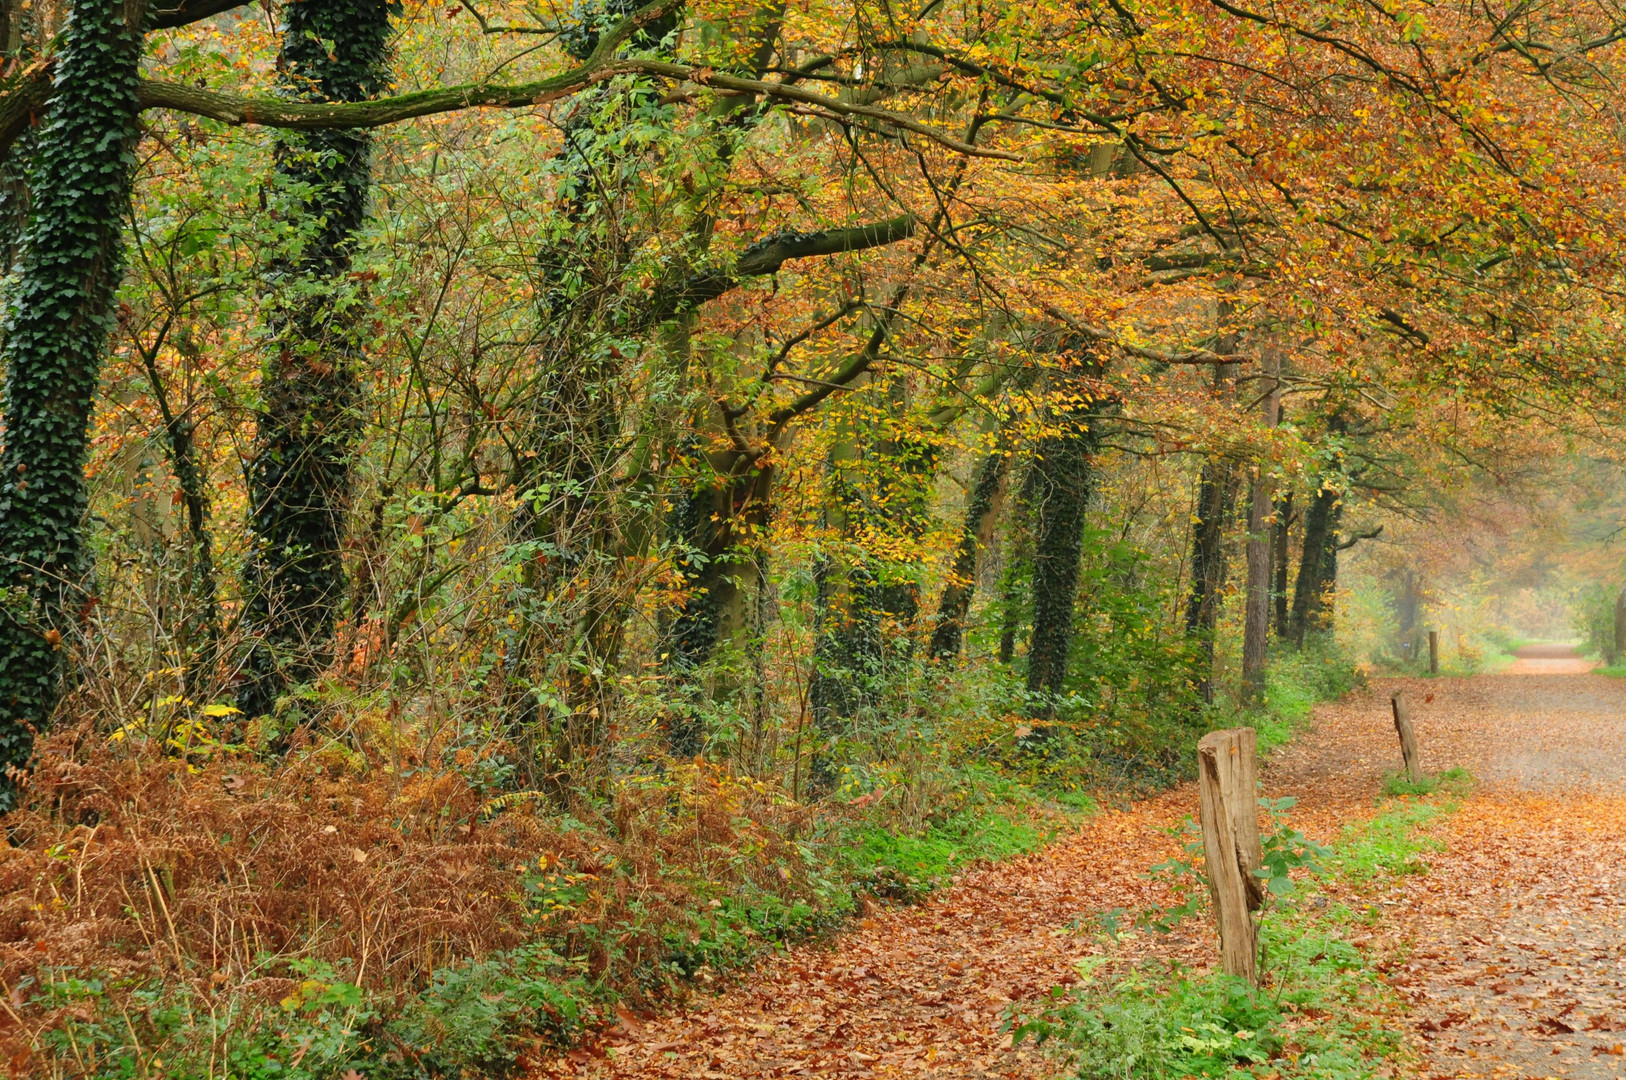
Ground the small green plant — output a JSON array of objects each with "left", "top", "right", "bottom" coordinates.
[
  {"left": 1380, "top": 765, "right": 1473, "bottom": 798},
  {"left": 1012, "top": 795, "right": 1454, "bottom": 1080}
]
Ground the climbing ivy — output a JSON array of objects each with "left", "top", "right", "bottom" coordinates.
[
  {"left": 0, "top": 0, "right": 141, "bottom": 809},
  {"left": 237, "top": 0, "right": 397, "bottom": 721}
]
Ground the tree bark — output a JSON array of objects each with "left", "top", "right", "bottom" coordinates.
[
  {"left": 1024, "top": 376, "right": 1105, "bottom": 717},
  {"left": 0, "top": 0, "right": 142, "bottom": 809},
  {"left": 1271, "top": 490, "right": 1293, "bottom": 637},
  {"left": 237, "top": 0, "right": 395, "bottom": 721},
  {"left": 1289, "top": 483, "right": 1338, "bottom": 647},
  {"left": 1197, "top": 727, "right": 1264, "bottom": 982},
  {"left": 1185, "top": 362, "right": 1237, "bottom": 703},
  {"left": 1390, "top": 690, "right": 1423, "bottom": 783},
  {"left": 1241, "top": 350, "right": 1280, "bottom": 703},
  {"left": 929, "top": 447, "right": 1010, "bottom": 660}
]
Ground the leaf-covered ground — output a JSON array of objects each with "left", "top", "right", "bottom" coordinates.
[{"left": 538, "top": 657, "right": 1626, "bottom": 1079}]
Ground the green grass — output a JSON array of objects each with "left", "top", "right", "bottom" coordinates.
[
  {"left": 1011, "top": 787, "right": 1465, "bottom": 1080},
  {"left": 1248, "top": 643, "right": 1366, "bottom": 756},
  {"left": 1379, "top": 765, "right": 1473, "bottom": 799}
]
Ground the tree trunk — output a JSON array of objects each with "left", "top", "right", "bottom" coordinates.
[
  {"left": 0, "top": 0, "right": 142, "bottom": 809},
  {"left": 929, "top": 447, "right": 1010, "bottom": 660},
  {"left": 1271, "top": 490, "right": 1293, "bottom": 637},
  {"left": 1024, "top": 390, "right": 1104, "bottom": 716},
  {"left": 1185, "top": 458, "right": 1232, "bottom": 701},
  {"left": 1614, "top": 587, "right": 1626, "bottom": 666},
  {"left": 1289, "top": 483, "right": 1338, "bottom": 647},
  {"left": 1394, "top": 567, "right": 1424, "bottom": 664},
  {"left": 237, "top": 0, "right": 394, "bottom": 721},
  {"left": 1241, "top": 350, "right": 1280, "bottom": 703},
  {"left": 997, "top": 462, "right": 1040, "bottom": 664},
  {"left": 1185, "top": 363, "right": 1237, "bottom": 703},
  {"left": 807, "top": 436, "right": 880, "bottom": 795},
  {"left": 662, "top": 453, "right": 775, "bottom": 757}
]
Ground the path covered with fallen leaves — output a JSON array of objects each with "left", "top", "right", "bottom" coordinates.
[{"left": 539, "top": 655, "right": 1626, "bottom": 1079}]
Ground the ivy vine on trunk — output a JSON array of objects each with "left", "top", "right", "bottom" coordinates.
[
  {"left": 0, "top": 0, "right": 141, "bottom": 809},
  {"left": 237, "top": 0, "right": 396, "bottom": 721}
]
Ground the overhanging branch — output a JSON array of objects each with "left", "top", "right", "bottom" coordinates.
[{"left": 648, "top": 213, "right": 916, "bottom": 320}]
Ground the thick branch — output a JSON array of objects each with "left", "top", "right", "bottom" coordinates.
[
  {"left": 147, "top": 0, "right": 254, "bottom": 30},
  {"left": 649, "top": 213, "right": 916, "bottom": 320},
  {"left": 134, "top": 59, "right": 1019, "bottom": 159},
  {"left": 0, "top": 61, "right": 51, "bottom": 157},
  {"left": 1042, "top": 303, "right": 1243, "bottom": 365},
  {"left": 0, "top": 0, "right": 680, "bottom": 160}
]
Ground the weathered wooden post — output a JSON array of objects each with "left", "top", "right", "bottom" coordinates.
[
  {"left": 1197, "top": 727, "right": 1264, "bottom": 982},
  {"left": 1428, "top": 630, "right": 1439, "bottom": 675},
  {"left": 1390, "top": 690, "right": 1423, "bottom": 783}
]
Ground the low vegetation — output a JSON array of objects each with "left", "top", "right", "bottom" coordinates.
[{"left": 1011, "top": 786, "right": 1469, "bottom": 1080}]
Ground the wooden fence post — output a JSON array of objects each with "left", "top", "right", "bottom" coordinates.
[
  {"left": 1390, "top": 690, "right": 1423, "bottom": 783},
  {"left": 1197, "top": 727, "right": 1264, "bottom": 982},
  {"left": 1428, "top": 630, "right": 1439, "bottom": 675}
]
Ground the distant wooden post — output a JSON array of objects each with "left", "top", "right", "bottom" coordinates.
[
  {"left": 1428, "top": 630, "right": 1439, "bottom": 675},
  {"left": 1197, "top": 728, "right": 1264, "bottom": 982},
  {"left": 1390, "top": 691, "right": 1423, "bottom": 783}
]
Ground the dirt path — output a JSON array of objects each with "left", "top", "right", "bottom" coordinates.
[
  {"left": 539, "top": 664, "right": 1626, "bottom": 1080},
  {"left": 1507, "top": 642, "right": 1601, "bottom": 676}
]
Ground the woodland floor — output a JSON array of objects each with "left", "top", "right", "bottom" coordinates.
[{"left": 536, "top": 650, "right": 1626, "bottom": 1080}]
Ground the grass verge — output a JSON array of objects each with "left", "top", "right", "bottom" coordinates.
[{"left": 1010, "top": 782, "right": 1468, "bottom": 1080}]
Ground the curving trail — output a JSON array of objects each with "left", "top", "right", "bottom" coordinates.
[{"left": 537, "top": 653, "right": 1626, "bottom": 1080}]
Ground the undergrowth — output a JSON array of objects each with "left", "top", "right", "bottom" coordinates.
[
  {"left": 5, "top": 629, "right": 1358, "bottom": 1078},
  {"left": 1011, "top": 785, "right": 1465, "bottom": 1080},
  {"left": 1208, "top": 640, "right": 1365, "bottom": 758}
]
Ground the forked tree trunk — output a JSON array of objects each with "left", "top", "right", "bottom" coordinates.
[
  {"left": 1185, "top": 361, "right": 1237, "bottom": 702},
  {"left": 0, "top": 0, "right": 143, "bottom": 808}
]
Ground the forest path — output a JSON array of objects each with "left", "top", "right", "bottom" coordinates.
[
  {"left": 538, "top": 670, "right": 1626, "bottom": 1080},
  {"left": 1507, "top": 642, "right": 1600, "bottom": 676}
]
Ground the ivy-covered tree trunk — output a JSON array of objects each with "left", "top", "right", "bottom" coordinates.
[
  {"left": 929, "top": 448, "right": 1010, "bottom": 660},
  {"left": 661, "top": 453, "right": 774, "bottom": 757},
  {"left": 806, "top": 436, "right": 878, "bottom": 796},
  {"left": 0, "top": 0, "right": 141, "bottom": 809},
  {"left": 237, "top": 0, "right": 395, "bottom": 720},
  {"left": 1023, "top": 405, "right": 1102, "bottom": 716}
]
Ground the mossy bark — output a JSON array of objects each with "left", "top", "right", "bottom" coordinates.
[
  {"left": 237, "top": 0, "right": 395, "bottom": 721},
  {"left": 0, "top": 0, "right": 142, "bottom": 808}
]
